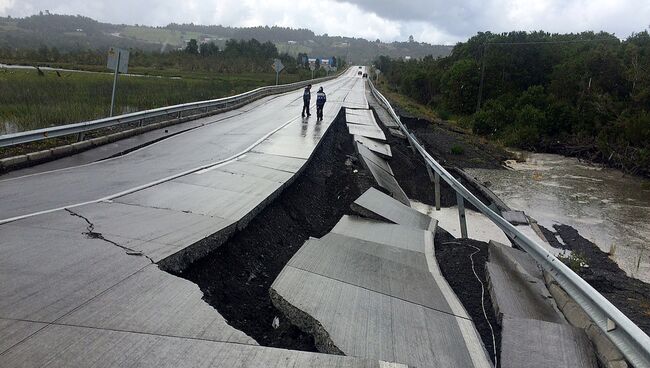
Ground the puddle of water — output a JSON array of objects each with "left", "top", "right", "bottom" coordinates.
[{"left": 467, "top": 151, "right": 650, "bottom": 283}]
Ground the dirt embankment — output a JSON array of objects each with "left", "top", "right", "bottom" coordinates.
[
  {"left": 387, "top": 106, "right": 650, "bottom": 341},
  {"left": 174, "top": 115, "right": 375, "bottom": 351},
  {"left": 541, "top": 225, "right": 650, "bottom": 335}
]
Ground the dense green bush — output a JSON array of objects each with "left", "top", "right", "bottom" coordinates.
[{"left": 375, "top": 30, "right": 650, "bottom": 175}]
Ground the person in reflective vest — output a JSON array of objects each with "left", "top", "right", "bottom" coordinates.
[
  {"left": 316, "top": 87, "right": 326, "bottom": 121},
  {"left": 302, "top": 84, "right": 312, "bottom": 118}
]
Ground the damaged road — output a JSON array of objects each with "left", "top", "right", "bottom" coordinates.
[{"left": 176, "top": 116, "right": 376, "bottom": 351}]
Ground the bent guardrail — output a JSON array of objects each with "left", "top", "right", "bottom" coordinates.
[
  {"left": 368, "top": 78, "right": 650, "bottom": 368},
  {"left": 0, "top": 71, "right": 344, "bottom": 148}
]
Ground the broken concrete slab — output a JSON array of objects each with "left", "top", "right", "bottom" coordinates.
[
  {"left": 489, "top": 240, "right": 543, "bottom": 280},
  {"left": 354, "top": 135, "right": 392, "bottom": 158},
  {"left": 331, "top": 215, "right": 429, "bottom": 254},
  {"left": 351, "top": 187, "right": 436, "bottom": 231},
  {"left": 346, "top": 115, "right": 378, "bottom": 127},
  {"left": 500, "top": 317, "right": 598, "bottom": 368},
  {"left": 59, "top": 264, "right": 255, "bottom": 345},
  {"left": 347, "top": 123, "right": 386, "bottom": 141},
  {"left": 345, "top": 108, "right": 374, "bottom": 119},
  {"left": 364, "top": 89, "right": 399, "bottom": 128},
  {"left": 502, "top": 210, "right": 529, "bottom": 225},
  {"left": 357, "top": 153, "right": 409, "bottom": 206},
  {"left": 355, "top": 141, "right": 394, "bottom": 175},
  {"left": 271, "top": 265, "right": 490, "bottom": 368},
  {"left": 486, "top": 253, "right": 564, "bottom": 324},
  {"left": 286, "top": 233, "right": 453, "bottom": 313},
  {"left": 0, "top": 324, "right": 405, "bottom": 368}
]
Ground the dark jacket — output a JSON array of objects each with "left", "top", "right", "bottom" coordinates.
[
  {"left": 316, "top": 91, "right": 326, "bottom": 106},
  {"left": 303, "top": 87, "right": 311, "bottom": 102}
]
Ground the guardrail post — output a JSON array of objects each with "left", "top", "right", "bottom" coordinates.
[
  {"left": 456, "top": 192, "right": 468, "bottom": 238},
  {"left": 76, "top": 132, "right": 85, "bottom": 142},
  {"left": 425, "top": 165, "right": 434, "bottom": 181},
  {"left": 425, "top": 166, "right": 442, "bottom": 211},
  {"left": 434, "top": 173, "right": 441, "bottom": 211},
  {"left": 138, "top": 119, "right": 143, "bottom": 127}
]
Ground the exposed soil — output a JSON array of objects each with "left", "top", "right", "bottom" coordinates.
[
  {"left": 434, "top": 228, "right": 502, "bottom": 366},
  {"left": 401, "top": 116, "right": 512, "bottom": 170},
  {"left": 371, "top": 108, "right": 495, "bottom": 213},
  {"left": 541, "top": 224, "right": 650, "bottom": 335},
  {"left": 174, "top": 115, "right": 375, "bottom": 351}
]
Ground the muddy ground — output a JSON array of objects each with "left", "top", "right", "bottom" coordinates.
[
  {"left": 176, "top": 115, "right": 375, "bottom": 351},
  {"left": 541, "top": 224, "right": 650, "bottom": 335},
  {"left": 401, "top": 116, "right": 512, "bottom": 170},
  {"left": 392, "top": 107, "right": 650, "bottom": 343}
]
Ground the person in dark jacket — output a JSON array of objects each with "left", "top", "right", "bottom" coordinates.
[
  {"left": 316, "top": 86, "right": 326, "bottom": 121},
  {"left": 302, "top": 84, "right": 312, "bottom": 117}
]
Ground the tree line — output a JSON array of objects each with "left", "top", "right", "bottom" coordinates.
[
  {"left": 375, "top": 30, "right": 650, "bottom": 176},
  {"left": 0, "top": 38, "right": 318, "bottom": 75}
]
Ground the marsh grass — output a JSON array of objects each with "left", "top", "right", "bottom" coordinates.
[{"left": 0, "top": 68, "right": 305, "bottom": 133}]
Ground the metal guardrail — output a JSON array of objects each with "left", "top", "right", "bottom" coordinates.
[
  {"left": 368, "top": 78, "right": 650, "bottom": 367},
  {"left": 0, "top": 72, "right": 343, "bottom": 148}
]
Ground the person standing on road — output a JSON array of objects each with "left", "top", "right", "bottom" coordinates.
[
  {"left": 316, "top": 86, "right": 327, "bottom": 121},
  {"left": 302, "top": 84, "right": 312, "bottom": 117}
]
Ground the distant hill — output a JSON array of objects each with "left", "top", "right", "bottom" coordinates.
[{"left": 0, "top": 13, "right": 452, "bottom": 62}]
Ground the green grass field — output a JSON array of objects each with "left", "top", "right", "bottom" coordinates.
[{"left": 0, "top": 68, "right": 309, "bottom": 134}]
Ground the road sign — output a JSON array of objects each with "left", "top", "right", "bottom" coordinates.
[
  {"left": 272, "top": 59, "right": 284, "bottom": 73},
  {"left": 107, "top": 47, "right": 130, "bottom": 117},
  {"left": 272, "top": 59, "right": 284, "bottom": 85},
  {"left": 107, "top": 47, "right": 129, "bottom": 73}
]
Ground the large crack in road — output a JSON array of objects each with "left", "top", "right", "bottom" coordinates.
[{"left": 65, "top": 208, "right": 154, "bottom": 263}]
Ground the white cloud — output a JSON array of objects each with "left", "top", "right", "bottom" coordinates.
[{"left": 1, "top": 0, "right": 649, "bottom": 44}]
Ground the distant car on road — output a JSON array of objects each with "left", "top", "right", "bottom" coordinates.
[
  {"left": 362, "top": 73, "right": 367, "bottom": 78},
  {"left": 357, "top": 71, "right": 362, "bottom": 76},
  {"left": 358, "top": 66, "right": 362, "bottom": 69}
]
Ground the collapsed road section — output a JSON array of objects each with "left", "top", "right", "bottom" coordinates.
[{"left": 1, "top": 69, "right": 407, "bottom": 367}]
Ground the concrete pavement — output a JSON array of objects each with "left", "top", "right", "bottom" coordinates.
[{"left": 0, "top": 68, "right": 404, "bottom": 366}]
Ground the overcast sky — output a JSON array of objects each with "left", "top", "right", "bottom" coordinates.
[{"left": 1, "top": 0, "right": 649, "bottom": 44}]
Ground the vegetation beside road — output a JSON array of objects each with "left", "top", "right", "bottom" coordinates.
[
  {"left": 0, "top": 68, "right": 312, "bottom": 134},
  {"left": 375, "top": 30, "right": 650, "bottom": 176},
  {"left": 0, "top": 37, "right": 337, "bottom": 134}
]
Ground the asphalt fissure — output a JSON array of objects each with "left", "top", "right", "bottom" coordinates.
[{"left": 173, "top": 115, "right": 376, "bottom": 351}]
